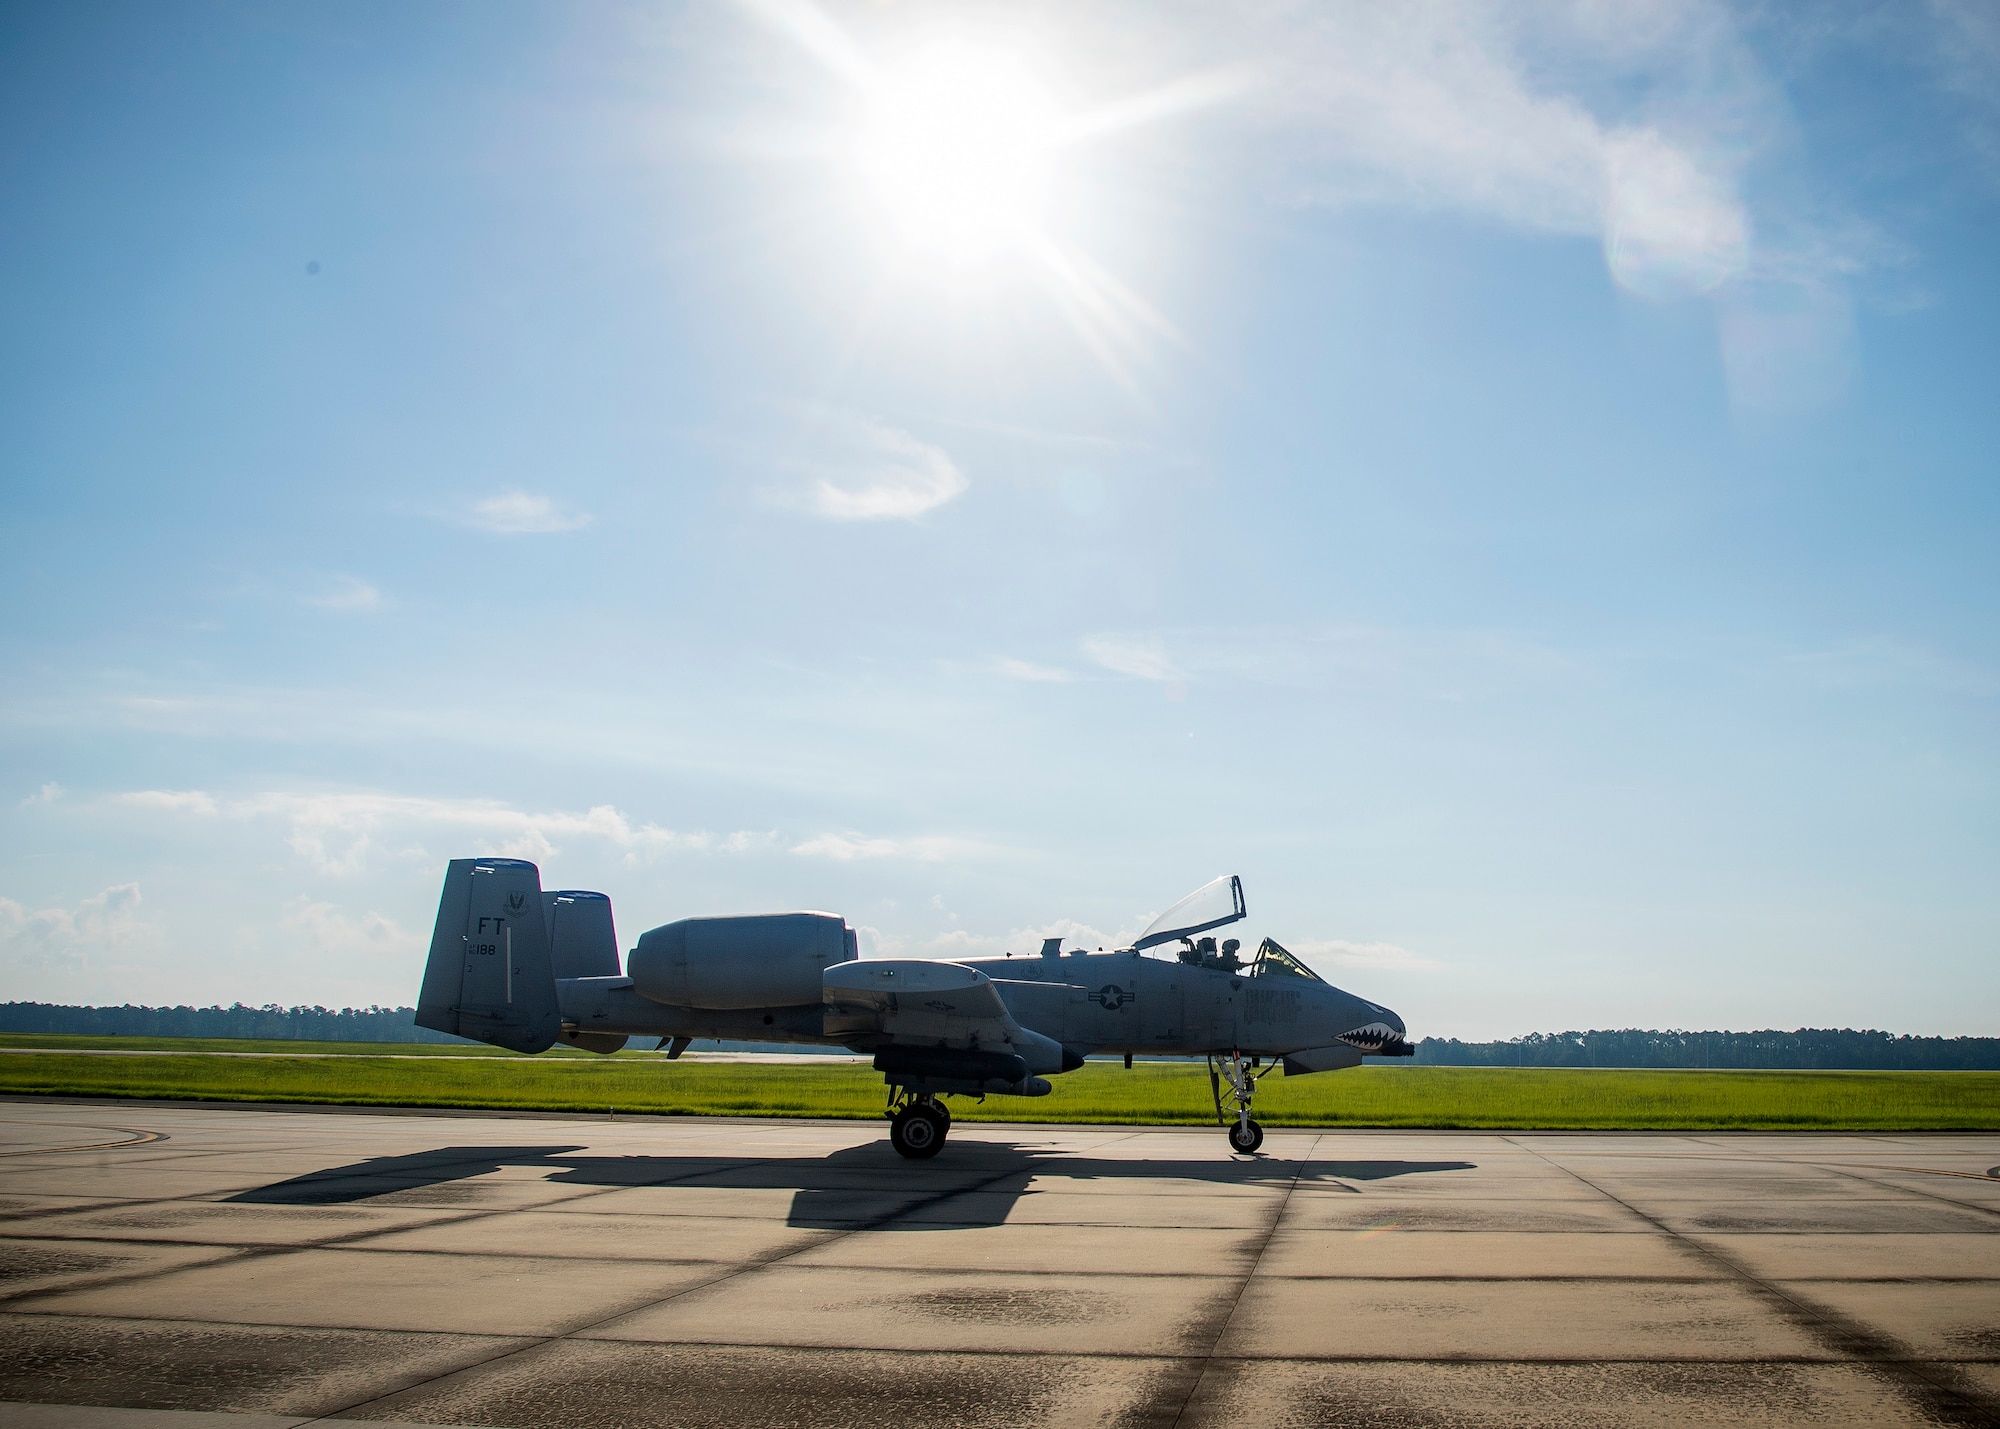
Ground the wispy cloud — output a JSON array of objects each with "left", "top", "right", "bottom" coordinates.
[
  {"left": 990, "top": 657, "right": 1075, "bottom": 683},
  {"left": 1207, "top": 2, "right": 1889, "bottom": 409},
  {"left": 1289, "top": 937, "right": 1443, "bottom": 974},
  {"left": 1216, "top": 5, "right": 1777, "bottom": 293},
  {"left": 117, "top": 789, "right": 220, "bottom": 816},
  {"left": 862, "top": 916, "right": 1136, "bottom": 961},
  {"left": 790, "top": 831, "right": 999, "bottom": 862},
  {"left": 763, "top": 409, "right": 968, "bottom": 521},
  {"left": 1082, "top": 632, "right": 1181, "bottom": 682},
  {"left": 19, "top": 782, "right": 63, "bottom": 808},
  {"left": 281, "top": 897, "right": 424, "bottom": 964},
  {"left": 463, "top": 490, "right": 594, "bottom": 535},
  {"left": 304, "top": 575, "right": 384, "bottom": 612},
  {"left": 111, "top": 788, "right": 754, "bottom": 875},
  {"left": 1081, "top": 622, "right": 1571, "bottom": 695}
]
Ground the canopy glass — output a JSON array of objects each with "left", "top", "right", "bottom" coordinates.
[
  {"left": 1133, "top": 874, "right": 1247, "bottom": 951},
  {"left": 1247, "top": 937, "right": 1324, "bottom": 982}
]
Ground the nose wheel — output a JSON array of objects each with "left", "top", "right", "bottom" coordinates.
[
  {"left": 889, "top": 1098, "right": 949, "bottom": 1159},
  {"left": 1227, "top": 1118, "right": 1265, "bottom": 1154},
  {"left": 1210, "top": 1051, "right": 1272, "bottom": 1154}
]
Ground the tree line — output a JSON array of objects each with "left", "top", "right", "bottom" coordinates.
[
  {"left": 0, "top": 1002, "right": 457, "bottom": 1043},
  {"left": 3, "top": 1004, "right": 1996, "bottom": 1068},
  {"left": 1414, "top": 1028, "right": 2000, "bottom": 1070}
]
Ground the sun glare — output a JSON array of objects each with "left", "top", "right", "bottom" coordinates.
[
  {"left": 740, "top": 2, "right": 1229, "bottom": 383},
  {"left": 852, "top": 43, "right": 1060, "bottom": 261}
]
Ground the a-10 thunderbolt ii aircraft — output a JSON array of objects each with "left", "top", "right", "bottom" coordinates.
[{"left": 417, "top": 858, "right": 1413, "bottom": 1158}]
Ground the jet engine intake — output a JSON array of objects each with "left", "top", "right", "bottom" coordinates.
[{"left": 629, "top": 912, "right": 857, "bottom": 1010}]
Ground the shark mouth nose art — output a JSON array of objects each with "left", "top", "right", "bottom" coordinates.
[{"left": 1338, "top": 1022, "right": 1414, "bottom": 1055}]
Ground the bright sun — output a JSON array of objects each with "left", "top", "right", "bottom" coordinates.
[{"left": 851, "top": 42, "right": 1061, "bottom": 261}]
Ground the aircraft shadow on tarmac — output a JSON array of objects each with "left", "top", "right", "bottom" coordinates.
[{"left": 229, "top": 1141, "right": 1476, "bottom": 1229}]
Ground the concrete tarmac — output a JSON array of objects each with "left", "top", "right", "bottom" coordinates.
[{"left": 1, "top": 1099, "right": 1996, "bottom": 1428}]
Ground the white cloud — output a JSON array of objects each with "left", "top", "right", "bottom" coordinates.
[
  {"left": 20, "top": 782, "right": 63, "bottom": 807},
  {"left": 765, "top": 410, "right": 969, "bottom": 521},
  {"left": 116, "top": 789, "right": 220, "bottom": 816},
  {"left": 304, "top": 575, "right": 385, "bottom": 612},
  {"left": 281, "top": 898, "right": 425, "bottom": 963},
  {"left": 865, "top": 917, "right": 1419, "bottom": 969},
  {"left": 1602, "top": 127, "right": 1750, "bottom": 296},
  {"left": 790, "top": 831, "right": 996, "bottom": 862},
  {"left": 1078, "top": 622, "right": 1570, "bottom": 696},
  {"left": 0, "top": 884, "right": 152, "bottom": 972},
  {"left": 1082, "top": 632, "right": 1181, "bottom": 682},
  {"left": 1288, "top": 937, "right": 1443, "bottom": 974},
  {"left": 464, "top": 490, "right": 594, "bottom": 535},
  {"left": 110, "top": 788, "right": 743, "bottom": 876},
  {"left": 863, "top": 916, "right": 1134, "bottom": 962},
  {"left": 721, "top": 830, "right": 783, "bottom": 854},
  {"left": 991, "top": 657, "right": 1075, "bottom": 683},
  {"left": 1217, "top": 3, "right": 1780, "bottom": 296}
]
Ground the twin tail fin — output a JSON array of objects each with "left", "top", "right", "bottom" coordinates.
[{"left": 415, "top": 858, "right": 564, "bottom": 1054}]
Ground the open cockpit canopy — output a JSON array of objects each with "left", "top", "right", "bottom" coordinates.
[{"left": 1132, "top": 874, "right": 1247, "bottom": 951}]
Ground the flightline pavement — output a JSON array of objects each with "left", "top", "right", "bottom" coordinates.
[{"left": 1, "top": 1098, "right": 1995, "bottom": 1428}]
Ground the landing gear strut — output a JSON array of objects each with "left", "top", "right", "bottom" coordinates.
[
  {"left": 1210, "top": 1051, "right": 1270, "bottom": 1154},
  {"left": 888, "top": 1092, "right": 949, "bottom": 1159}
]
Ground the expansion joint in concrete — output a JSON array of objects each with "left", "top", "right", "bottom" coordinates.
[{"left": 1503, "top": 1135, "right": 2000, "bottom": 1428}]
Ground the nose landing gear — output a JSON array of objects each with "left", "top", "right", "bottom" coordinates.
[{"left": 1210, "top": 1051, "right": 1270, "bottom": 1154}]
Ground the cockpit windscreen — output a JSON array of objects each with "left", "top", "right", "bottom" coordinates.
[
  {"left": 1248, "top": 937, "right": 1324, "bottom": 983},
  {"left": 1133, "top": 874, "right": 1247, "bottom": 951}
]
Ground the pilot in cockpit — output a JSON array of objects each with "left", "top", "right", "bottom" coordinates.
[{"left": 1178, "top": 935, "right": 1245, "bottom": 972}]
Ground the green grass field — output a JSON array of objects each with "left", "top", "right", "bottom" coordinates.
[
  {"left": 1, "top": 1036, "right": 1995, "bottom": 1128},
  {"left": 0, "top": 1033, "right": 622, "bottom": 1056}
]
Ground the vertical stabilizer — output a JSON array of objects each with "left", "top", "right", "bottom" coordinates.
[
  {"left": 544, "top": 890, "right": 621, "bottom": 979},
  {"left": 415, "top": 858, "right": 562, "bottom": 1054}
]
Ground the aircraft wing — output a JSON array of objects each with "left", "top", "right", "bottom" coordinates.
[{"left": 823, "top": 959, "right": 1067, "bottom": 1073}]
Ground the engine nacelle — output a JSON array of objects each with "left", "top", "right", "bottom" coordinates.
[{"left": 628, "top": 912, "right": 856, "bottom": 1010}]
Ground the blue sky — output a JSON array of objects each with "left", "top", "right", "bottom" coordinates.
[{"left": 2, "top": 0, "right": 1994, "bottom": 1037}]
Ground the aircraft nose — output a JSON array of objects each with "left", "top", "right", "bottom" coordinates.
[
  {"left": 1362, "top": 1000, "right": 1405, "bottom": 1036},
  {"left": 1338, "top": 1000, "right": 1414, "bottom": 1057}
]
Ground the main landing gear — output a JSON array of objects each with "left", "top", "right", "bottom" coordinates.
[
  {"left": 1210, "top": 1050, "right": 1271, "bottom": 1154},
  {"left": 888, "top": 1093, "right": 951, "bottom": 1159}
]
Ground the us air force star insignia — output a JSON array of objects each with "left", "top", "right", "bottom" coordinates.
[{"left": 1090, "top": 984, "right": 1130, "bottom": 1011}]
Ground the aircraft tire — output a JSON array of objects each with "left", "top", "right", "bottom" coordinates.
[
  {"left": 890, "top": 1104, "right": 947, "bottom": 1160},
  {"left": 1227, "top": 1119, "right": 1265, "bottom": 1154}
]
